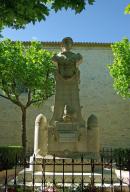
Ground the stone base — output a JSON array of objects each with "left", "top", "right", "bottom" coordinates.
[
  {"left": 16, "top": 155, "right": 119, "bottom": 185},
  {"left": 47, "top": 121, "right": 99, "bottom": 157}
]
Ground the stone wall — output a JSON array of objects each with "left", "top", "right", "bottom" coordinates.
[{"left": 0, "top": 42, "right": 130, "bottom": 150}]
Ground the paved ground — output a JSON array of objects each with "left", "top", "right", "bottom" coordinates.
[{"left": 0, "top": 168, "right": 22, "bottom": 186}]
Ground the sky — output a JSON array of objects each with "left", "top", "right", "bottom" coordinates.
[{"left": 2, "top": 0, "right": 130, "bottom": 43}]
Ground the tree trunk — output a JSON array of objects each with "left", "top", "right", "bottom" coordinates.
[{"left": 21, "top": 107, "right": 27, "bottom": 156}]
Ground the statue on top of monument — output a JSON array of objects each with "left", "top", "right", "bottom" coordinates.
[
  {"left": 50, "top": 37, "right": 85, "bottom": 127},
  {"left": 52, "top": 37, "right": 82, "bottom": 80}
]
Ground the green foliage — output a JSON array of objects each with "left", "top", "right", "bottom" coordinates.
[
  {"left": 0, "top": 26, "right": 3, "bottom": 38},
  {"left": 0, "top": 0, "right": 49, "bottom": 29},
  {"left": 0, "top": 39, "right": 55, "bottom": 152},
  {"left": 51, "top": 0, "right": 95, "bottom": 13},
  {"left": 101, "top": 148, "right": 130, "bottom": 170},
  {"left": 108, "top": 38, "right": 130, "bottom": 98},
  {"left": 0, "top": 39, "right": 55, "bottom": 106},
  {"left": 0, "top": 146, "right": 23, "bottom": 170},
  {"left": 0, "top": 0, "right": 95, "bottom": 29},
  {"left": 113, "top": 148, "right": 130, "bottom": 170},
  {"left": 7, "top": 186, "right": 33, "bottom": 192},
  {"left": 125, "top": 4, "right": 130, "bottom": 14}
]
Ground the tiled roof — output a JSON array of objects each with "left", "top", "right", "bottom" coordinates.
[{"left": 21, "top": 41, "right": 112, "bottom": 48}]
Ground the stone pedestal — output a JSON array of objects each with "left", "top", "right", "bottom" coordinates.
[
  {"left": 48, "top": 122, "right": 87, "bottom": 157},
  {"left": 47, "top": 120, "right": 99, "bottom": 157}
]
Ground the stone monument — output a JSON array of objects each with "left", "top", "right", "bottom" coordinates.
[
  {"left": 34, "top": 37, "right": 99, "bottom": 158},
  {"left": 17, "top": 38, "right": 100, "bottom": 185}
]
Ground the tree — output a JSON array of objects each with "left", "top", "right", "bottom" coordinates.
[
  {"left": 108, "top": 38, "right": 130, "bottom": 98},
  {"left": 0, "top": 0, "right": 95, "bottom": 30},
  {"left": 0, "top": 39, "right": 55, "bottom": 154},
  {"left": 125, "top": 4, "right": 130, "bottom": 14}
]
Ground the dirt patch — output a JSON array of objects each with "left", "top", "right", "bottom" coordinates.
[{"left": 0, "top": 168, "right": 22, "bottom": 185}]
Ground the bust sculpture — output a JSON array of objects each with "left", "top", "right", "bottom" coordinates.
[
  {"left": 50, "top": 37, "right": 84, "bottom": 127},
  {"left": 52, "top": 37, "right": 82, "bottom": 79}
]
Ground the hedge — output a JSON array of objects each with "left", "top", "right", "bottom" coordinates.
[
  {"left": 101, "top": 148, "right": 130, "bottom": 170},
  {"left": 0, "top": 146, "right": 23, "bottom": 170}
]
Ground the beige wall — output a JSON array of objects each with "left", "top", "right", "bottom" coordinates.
[{"left": 0, "top": 43, "right": 130, "bottom": 150}]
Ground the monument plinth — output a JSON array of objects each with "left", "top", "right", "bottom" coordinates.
[{"left": 16, "top": 38, "right": 100, "bottom": 185}]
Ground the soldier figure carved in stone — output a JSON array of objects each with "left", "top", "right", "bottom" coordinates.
[
  {"left": 50, "top": 37, "right": 84, "bottom": 126},
  {"left": 53, "top": 37, "right": 82, "bottom": 79}
]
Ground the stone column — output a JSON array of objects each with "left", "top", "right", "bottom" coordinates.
[
  {"left": 34, "top": 114, "right": 48, "bottom": 157},
  {"left": 87, "top": 114, "right": 100, "bottom": 153}
]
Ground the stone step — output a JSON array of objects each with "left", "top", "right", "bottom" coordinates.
[
  {"left": 17, "top": 169, "right": 119, "bottom": 184},
  {"left": 34, "top": 171, "right": 101, "bottom": 183},
  {"left": 30, "top": 155, "right": 100, "bottom": 172}
]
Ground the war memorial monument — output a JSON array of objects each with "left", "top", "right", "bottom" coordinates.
[
  {"left": 17, "top": 37, "right": 100, "bottom": 184},
  {"left": 33, "top": 37, "right": 99, "bottom": 158}
]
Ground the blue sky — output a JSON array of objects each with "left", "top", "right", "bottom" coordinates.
[{"left": 2, "top": 0, "right": 130, "bottom": 43}]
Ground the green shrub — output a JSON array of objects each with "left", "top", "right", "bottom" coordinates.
[
  {"left": 100, "top": 148, "right": 130, "bottom": 170},
  {"left": 7, "top": 186, "right": 33, "bottom": 192},
  {"left": 113, "top": 148, "right": 130, "bottom": 170},
  {"left": 0, "top": 146, "right": 23, "bottom": 170}
]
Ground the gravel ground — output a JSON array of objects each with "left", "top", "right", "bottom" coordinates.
[{"left": 0, "top": 168, "right": 22, "bottom": 186}]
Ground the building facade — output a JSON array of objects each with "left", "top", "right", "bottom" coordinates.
[{"left": 0, "top": 41, "right": 130, "bottom": 150}]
